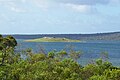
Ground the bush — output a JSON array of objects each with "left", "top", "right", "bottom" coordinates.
[{"left": 0, "top": 35, "right": 120, "bottom": 80}]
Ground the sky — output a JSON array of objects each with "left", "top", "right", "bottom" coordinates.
[{"left": 0, "top": 0, "right": 120, "bottom": 34}]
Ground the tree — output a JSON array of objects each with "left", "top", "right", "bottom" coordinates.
[{"left": 0, "top": 35, "right": 17, "bottom": 66}]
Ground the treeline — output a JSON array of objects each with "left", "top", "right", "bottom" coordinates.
[
  {"left": 3, "top": 32, "right": 120, "bottom": 40},
  {"left": 0, "top": 35, "right": 120, "bottom": 80}
]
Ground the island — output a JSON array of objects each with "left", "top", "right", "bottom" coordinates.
[{"left": 25, "top": 37, "right": 80, "bottom": 42}]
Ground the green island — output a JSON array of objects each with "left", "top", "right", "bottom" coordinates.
[{"left": 25, "top": 37, "right": 80, "bottom": 42}]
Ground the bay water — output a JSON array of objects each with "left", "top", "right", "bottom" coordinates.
[{"left": 16, "top": 39, "right": 120, "bottom": 66}]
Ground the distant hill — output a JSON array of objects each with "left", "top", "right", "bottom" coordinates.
[{"left": 3, "top": 32, "right": 120, "bottom": 40}]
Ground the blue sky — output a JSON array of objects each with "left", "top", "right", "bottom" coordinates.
[{"left": 0, "top": 0, "right": 120, "bottom": 34}]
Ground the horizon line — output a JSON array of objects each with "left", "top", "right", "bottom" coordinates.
[{"left": 1, "top": 31, "right": 120, "bottom": 35}]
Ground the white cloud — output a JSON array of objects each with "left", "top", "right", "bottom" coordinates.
[
  {"left": 32, "top": 0, "right": 50, "bottom": 11},
  {"left": 21, "top": 0, "right": 26, "bottom": 3},
  {"left": 64, "top": 3, "right": 96, "bottom": 13},
  {"left": 54, "top": 0, "right": 110, "bottom": 5},
  {"left": 0, "top": 0, "right": 28, "bottom": 13},
  {"left": 8, "top": 2, "right": 27, "bottom": 12},
  {"left": 0, "top": 0, "right": 14, "bottom": 2},
  {"left": 10, "top": 6, "right": 27, "bottom": 12}
]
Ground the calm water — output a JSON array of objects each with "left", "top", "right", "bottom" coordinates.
[{"left": 16, "top": 39, "right": 120, "bottom": 66}]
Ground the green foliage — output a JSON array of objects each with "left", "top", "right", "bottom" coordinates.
[
  {"left": 0, "top": 35, "right": 17, "bottom": 66},
  {"left": 57, "top": 50, "right": 67, "bottom": 58},
  {"left": 48, "top": 50, "right": 55, "bottom": 58},
  {"left": 69, "top": 51, "right": 82, "bottom": 61},
  {"left": 0, "top": 34, "right": 120, "bottom": 80}
]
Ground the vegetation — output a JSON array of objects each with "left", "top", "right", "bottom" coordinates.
[
  {"left": 0, "top": 35, "right": 17, "bottom": 66},
  {"left": 0, "top": 35, "right": 120, "bottom": 80},
  {"left": 25, "top": 37, "right": 80, "bottom": 42}
]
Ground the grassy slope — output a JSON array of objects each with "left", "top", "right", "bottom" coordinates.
[{"left": 25, "top": 37, "right": 80, "bottom": 42}]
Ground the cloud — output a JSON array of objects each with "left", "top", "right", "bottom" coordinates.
[
  {"left": 8, "top": 2, "right": 27, "bottom": 12},
  {"left": 0, "top": 0, "right": 28, "bottom": 13},
  {"left": 55, "top": 0, "right": 120, "bottom": 6},
  {"left": 1, "top": 0, "right": 119, "bottom": 14},
  {"left": 0, "top": 0, "right": 14, "bottom": 2},
  {"left": 109, "top": 0, "right": 120, "bottom": 5},
  {"left": 55, "top": 0, "right": 110, "bottom": 5},
  {"left": 32, "top": 0, "right": 49, "bottom": 11},
  {"left": 21, "top": 0, "right": 26, "bottom": 3},
  {"left": 64, "top": 3, "right": 95, "bottom": 13},
  {"left": 57, "top": 0, "right": 120, "bottom": 14},
  {"left": 10, "top": 6, "right": 27, "bottom": 13}
]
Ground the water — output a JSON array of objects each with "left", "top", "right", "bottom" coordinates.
[{"left": 16, "top": 39, "right": 120, "bottom": 66}]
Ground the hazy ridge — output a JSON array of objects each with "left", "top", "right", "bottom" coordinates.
[{"left": 3, "top": 32, "right": 120, "bottom": 40}]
